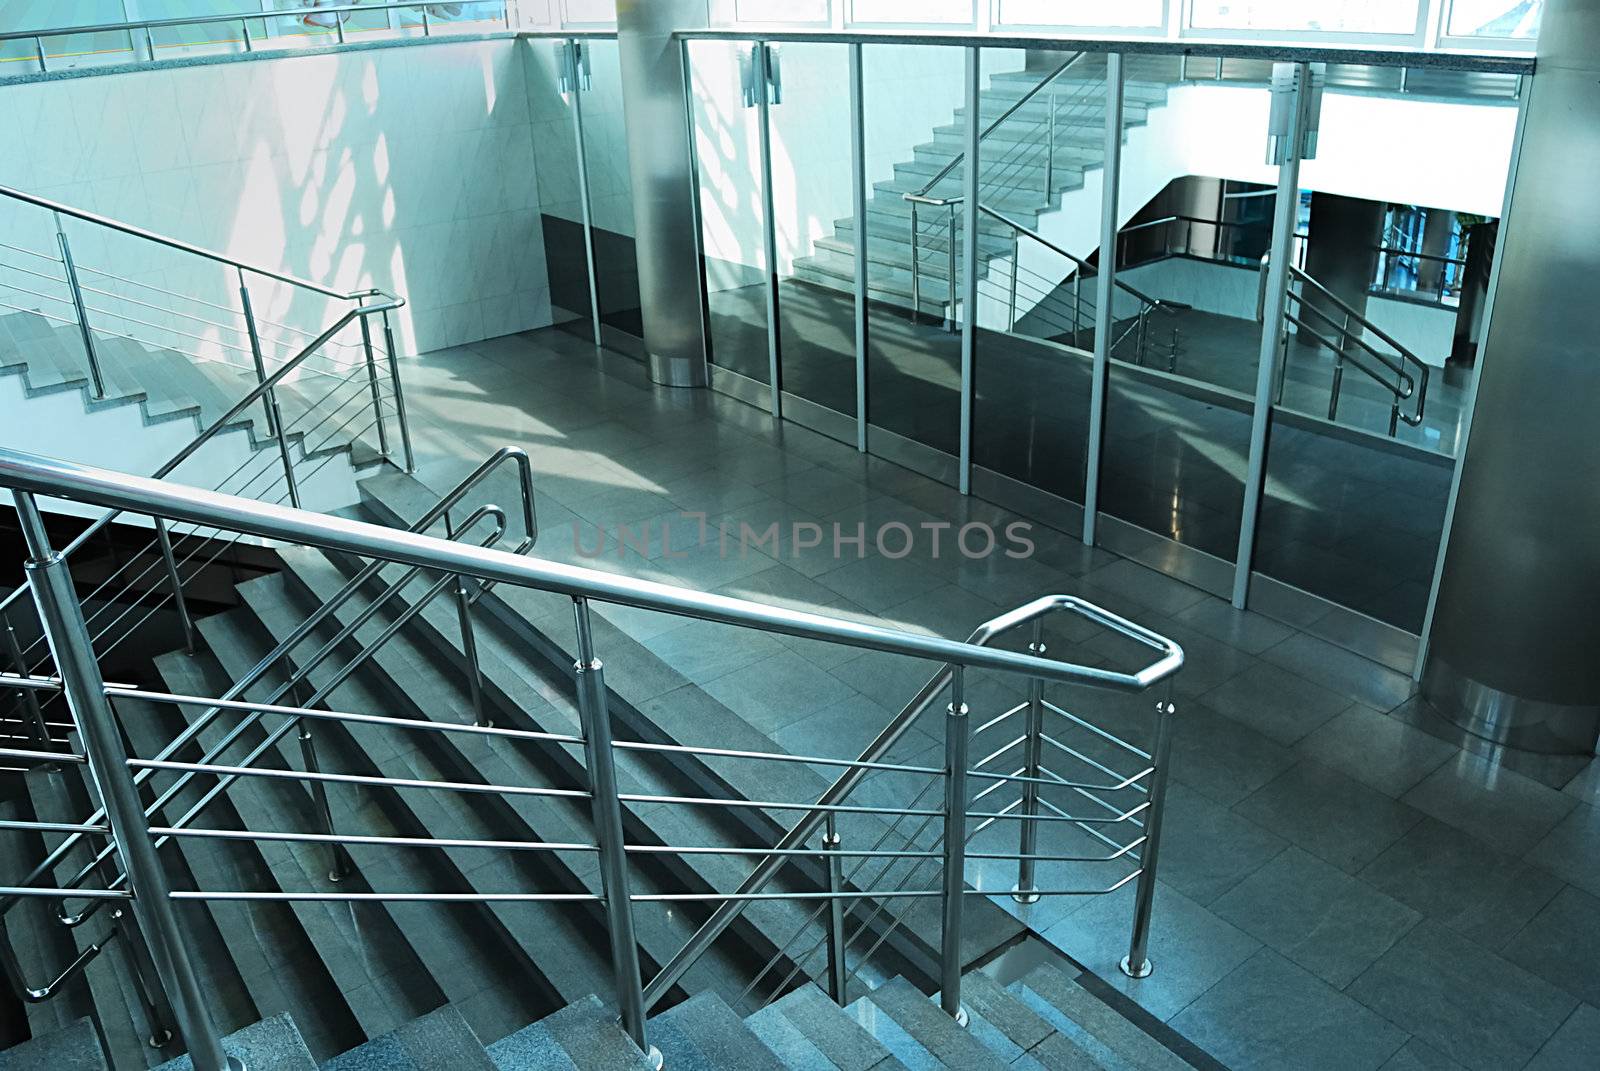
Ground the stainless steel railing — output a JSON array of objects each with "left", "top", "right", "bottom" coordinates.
[
  {"left": 0, "top": 446, "right": 1179, "bottom": 1071},
  {"left": 0, "top": 1, "right": 513, "bottom": 75}
]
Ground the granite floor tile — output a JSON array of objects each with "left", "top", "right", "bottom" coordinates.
[
  {"left": 1211, "top": 847, "right": 1421, "bottom": 988},
  {"left": 1170, "top": 949, "right": 1407, "bottom": 1071},
  {"left": 1525, "top": 802, "right": 1600, "bottom": 899},
  {"left": 1357, "top": 817, "right": 1564, "bottom": 947},
  {"left": 1081, "top": 558, "right": 1210, "bottom": 617},
  {"left": 1234, "top": 760, "right": 1424, "bottom": 874},
  {"left": 638, "top": 618, "right": 785, "bottom": 686},
  {"left": 1040, "top": 880, "right": 1259, "bottom": 1022},
  {"left": 1562, "top": 761, "right": 1599, "bottom": 806},
  {"left": 1295, "top": 703, "right": 1458, "bottom": 798},
  {"left": 699, "top": 650, "right": 860, "bottom": 734},
  {"left": 1346, "top": 921, "right": 1576, "bottom": 1071},
  {"left": 1201, "top": 662, "right": 1352, "bottom": 746},
  {"left": 1387, "top": 697, "right": 1593, "bottom": 792},
  {"left": 1164, "top": 701, "right": 1299, "bottom": 809},
  {"left": 1257, "top": 632, "right": 1417, "bottom": 713},
  {"left": 1378, "top": 1040, "right": 1467, "bottom": 1070},
  {"left": 1172, "top": 597, "right": 1297, "bottom": 656},
  {"left": 1525, "top": 1004, "right": 1600, "bottom": 1071},
  {"left": 1401, "top": 754, "right": 1577, "bottom": 857},
  {"left": 1501, "top": 885, "right": 1600, "bottom": 1009},
  {"left": 1154, "top": 783, "right": 1288, "bottom": 906},
  {"left": 812, "top": 554, "right": 950, "bottom": 613}
]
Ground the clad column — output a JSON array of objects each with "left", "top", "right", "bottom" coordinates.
[
  {"left": 1303, "top": 192, "right": 1383, "bottom": 338},
  {"left": 1423, "top": 0, "right": 1600, "bottom": 756},
  {"left": 616, "top": 0, "right": 710, "bottom": 387}
]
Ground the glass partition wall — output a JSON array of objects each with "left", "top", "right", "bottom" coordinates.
[{"left": 678, "top": 35, "right": 1525, "bottom": 665}]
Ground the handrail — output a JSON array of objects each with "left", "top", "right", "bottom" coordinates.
[
  {"left": 910, "top": 53, "right": 1086, "bottom": 199},
  {"left": 0, "top": 1, "right": 508, "bottom": 47},
  {"left": 0, "top": 296, "right": 402, "bottom": 623},
  {"left": 977, "top": 204, "right": 1181, "bottom": 315},
  {"left": 641, "top": 593, "right": 1181, "bottom": 1010},
  {"left": 1288, "top": 263, "right": 1420, "bottom": 368},
  {"left": 0, "top": 184, "right": 394, "bottom": 304},
  {"left": 0, "top": 452, "right": 1182, "bottom": 693}
]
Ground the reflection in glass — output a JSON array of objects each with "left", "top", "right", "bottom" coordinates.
[
  {"left": 690, "top": 39, "right": 771, "bottom": 384},
  {"left": 582, "top": 39, "right": 642, "bottom": 340},
  {"left": 996, "top": 0, "right": 1164, "bottom": 27},
  {"left": 527, "top": 38, "right": 596, "bottom": 335},
  {"left": 851, "top": 0, "right": 975, "bottom": 23},
  {"left": 1446, "top": 0, "right": 1543, "bottom": 38}
]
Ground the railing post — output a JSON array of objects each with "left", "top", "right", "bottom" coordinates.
[
  {"left": 237, "top": 278, "right": 300, "bottom": 509},
  {"left": 3, "top": 615, "right": 50, "bottom": 749},
  {"left": 144, "top": 25, "right": 157, "bottom": 61},
  {"left": 421, "top": 8, "right": 431, "bottom": 35},
  {"left": 909, "top": 202, "right": 921, "bottom": 323},
  {"left": 939, "top": 665, "right": 969, "bottom": 1026},
  {"left": 946, "top": 203, "right": 958, "bottom": 332},
  {"left": 823, "top": 813, "right": 847, "bottom": 1006},
  {"left": 1122, "top": 685, "right": 1176, "bottom": 980},
  {"left": 1073, "top": 273, "right": 1081, "bottom": 338},
  {"left": 240, "top": 18, "right": 252, "bottom": 52},
  {"left": 359, "top": 315, "right": 392, "bottom": 459},
  {"left": 56, "top": 228, "right": 105, "bottom": 399},
  {"left": 445, "top": 513, "right": 489, "bottom": 729},
  {"left": 1008, "top": 230, "right": 1020, "bottom": 331},
  {"left": 571, "top": 597, "right": 659, "bottom": 1069},
  {"left": 296, "top": 718, "right": 347, "bottom": 883},
  {"left": 113, "top": 910, "right": 176, "bottom": 1048},
  {"left": 1043, "top": 92, "right": 1056, "bottom": 205},
  {"left": 1013, "top": 623, "right": 1045, "bottom": 904},
  {"left": 34, "top": 37, "right": 46, "bottom": 72},
  {"left": 1328, "top": 311, "right": 1348, "bottom": 421},
  {"left": 380, "top": 311, "right": 416, "bottom": 473},
  {"left": 152, "top": 520, "right": 195, "bottom": 655},
  {"left": 14, "top": 492, "right": 241, "bottom": 1071}
]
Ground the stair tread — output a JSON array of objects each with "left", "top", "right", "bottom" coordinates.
[
  {"left": 857, "top": 978, "right": 1003, "bottom": 1069},
  {"left": 536, "top": 995, "right": 656, "bottom": 1071},
  {"left": 743, "top": 1005, "right": 843, "bottom": 1070},
  {"left": 322, "top": 1005, "right": 497, "bottom": 1071},
  {"left": 767, "top": 983, "right": 905, "bottom": 1071},
  {"left": 1012, "top": 967, "right": 1195, "bottom": 1071},
  {"left": 486, "top": 1019, "right": 581, "bottom": 1071},
  {"left": 0, "top": 1016, "right": 107, "bottom": 1070},
  {"left": 152, "top": 1013, "right": 318, "bottom": 1071},
  {"left": 651, "top": 991, "right": 789, "bottom": 1071}
]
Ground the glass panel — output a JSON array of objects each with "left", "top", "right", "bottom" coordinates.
[
  {"left": 1101, "top": 55, "right": 1272, "bottom": 564},
  {"left": 1446, "top": 0, "right": 1543, "bottom": 38},
  {"left": 581, "top": 39, "right": 642, "bottom": 340},
  {"left": 737, "top": 0, "right": 832, "bottom": 22},
  {"left": 526, "top": 38, "right": 596, "bottom": 334},
  {"left": 1189, "top": 0, "right": 1420, "bottom": 34},
  {"left": 996, "top": 0, "right": 1163, "bottom": 27},
  {"left": 1, "top": 1, "right": 135, "bottom": 71},
  {"left": 562, "top": 0, "right": 618, "bottom": 25},
  {"left": 690, "top": 39, "right": 771, "bottom": 385},
  {"left": 970, "top": 50, "right": 1113, "bottom": 505},
  {"left": 851, "top": 0, "right": 973, "bottom": 24},
  {"left": 862, "top": 42, "right": 969, "bottom": 458},
  {"left": 1251, "top": 85, "right": 1508, "bottom": 631},
  {"left": 769, "top": 42, "right": 856, "bottom": 425}
]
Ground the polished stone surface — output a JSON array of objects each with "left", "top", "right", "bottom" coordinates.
[{"left": 399, "top": 326, "right": 1598, "bottom": 1071}]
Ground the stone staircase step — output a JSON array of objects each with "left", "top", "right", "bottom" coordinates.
[
  {"left": 1011, "top": 966, "right": 1197, "bottom": 1071},
  {"left": 853, "top": 977, "right": 1004, "bottom": 1069},
  {"left": 322, "top": 1005, "right": 497, "bottom": 1071},
  {"left": 763, "top": 983, "right": 906, "bottom": 1071},
  {"left": 183, "top": 608, "right": 445, "bottom": 1047},
  {"left": 957, "top": 970, "right": 1102, "bottom": 1069},
  {"left": 0, "top": 1016, "right": 107, "bottom": 1070},
  {"left": 523, "top": 995, "right": 656, "bottom": 1071},
  {"left": 650, "top": 991, "right": 789, "bottom": 1071},
  {"left": 152, "top": 1013, "right": 318, "bottom": 1071},
  {"left": 0, "top": 797, "right": 94, "bottom": 1042}
]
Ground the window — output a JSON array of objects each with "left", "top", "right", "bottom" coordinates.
[
  {"left": 1444, "top": 0, "right": 1542, "bottom": 38},
  {"left": 1189, "top": 0, "right": 1421, "bottom": 35},
  {"left": 736, "top": 0, "right": 831, "bottom": 22},
  {"left": 561, "top": 0, "right": 616, "bottom": 25},
  {"left": 848, "top": 0, "right": 972, "bottom": 24},
  {"left": 995, "top": 0, "right": 1163, "bottom": 28}
]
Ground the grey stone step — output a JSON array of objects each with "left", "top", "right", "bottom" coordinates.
[
  {"left": 743, "top": 1005, "right": 842, "bottom": 1070},
  {"left": 1010, "top": 967, "right": 1197, "bottom": 1071},
  {"left": 183, "top": 609, "right": 445, "bottom": 1047},
  {"left": 650, "top": 991, "right": 789, "bottom": 1071},
  {"left": 227, "top": 572, "right": 564, "bottom": 1043},
  {"left": 0, "top": 797, "right": 94, "bottom": 1042},
  {"left": 853, "top": 978, "right": 1005, "bottom": 1069},
  {"left": 763, "top": 983, "right": 907, "bottom": 1071},
  {"left": 322, "top": 1005, "right": 497, "bottom": 1071},
  {"left": 529, "top": 995, "right": 656, "bottom": 1071},
  {"left": 956, "top": 971, "right": 1102, "bottom": 1070},
  {"left": 271, "top": 544, "right": 755, "bottom": 1010},
  {"left": 0, "top": 1016, "right": 107, "bottom": 1070},
  {"left": 485, "top": 1017, "right": 581, "bottom": 1071},
  {"left": 143, "top": 646, "right": 372, "bottom": 1062},
  {"left": 152, "top": 1013, "right": 318, "bottom": 1071}
]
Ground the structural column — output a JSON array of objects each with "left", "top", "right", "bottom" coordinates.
[
  {"left": 1422, "top": 0, "right": 1600, "bottom": 756},
  {"left": 1302, "top": 192, "right": 1383, "bottom": 329},
  {"left": 616, "top": 0, "right": 710, "bottom": 387}
]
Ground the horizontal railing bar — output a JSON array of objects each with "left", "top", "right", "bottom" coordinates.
[
  {"left": 0, "top": 747, "right": 85, "bottom": 765},
  {"left": 610, "top": 738, "right": 945, "bottom": 778},
  {"left": 153, "top": 827, "right": 601, "bottom": 854},
  {"left": 974, "top": 701, "right": 1027, "bottom": 736},
  {"left": 1, "top": 1, "right": 504, "bottom": 42},
  {"left": 1039, "top": 794, "right": 1142, "bottom": 857},
  {"left": 625, "top": 844, "right": 942, "bottom": 860},
  {"left": 0, "top": 241, "right": 59, "bottom": 263},
  {"left": 631, "top": 876, "right": 1145, "bottom": 903},
  {"left": 619, "top": 794, "right": 943, "bottom": 818},
  {"left": 128, "top": 759, "right": 592, "bottom": 803},
  {"left": 670, "top": 30, "right": 1533, "bottom": 74},
  {"left": 0, "top": 673, "right": 64, "bottom": 693},
  {"left": 1041, "top": 700, "right": 1152, "bottom": 759},
  {"left": 0, "top": 818, "right": 108, "bottom": 835},
  {"left": 0, "top": 453, "right": 1182, "bottom": 693},
  {"left": 972, "top": 733, "right": 1027, "bottom": 771},
  {"left": 170, "top": 890, "right": 603, "bottom": 903},
  {"left": 108, "top": 686, "right": 587, "bottom": 748},
  {"left": 1037, "top": 733, "right": 1151, "bottom": 791},
  {"left": 1290, "top": 264, "right": 1423, "bottom": 367},
  {"left": 0, "top": 886, "right": 130, "bottom": 901}
]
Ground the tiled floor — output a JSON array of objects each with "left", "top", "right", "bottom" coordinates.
[{"left": 396, "top": 327, "right": 1597, "bottom": 1071}]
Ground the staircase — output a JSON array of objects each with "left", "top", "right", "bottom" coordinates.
[{"left": 791, "top": 60, "right": 1175, "bottom": 320}]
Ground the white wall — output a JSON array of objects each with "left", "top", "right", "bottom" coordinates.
[{"left": 0, "top": 40, "right": 554, "bottom": 358}]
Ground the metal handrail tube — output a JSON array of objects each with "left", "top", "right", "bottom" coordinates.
[
  {"left": 912, "top": 53, "right": 1085, "bottom": 199},
  {"left": 0, "top": 455, "right": 1177, "bottom": 692},
  {"left": 641, "top": 594, "right": 1180, "bottom": 1011},
  {"left": 1284, "top": 306, "right": 1411, "bottom": 394},
  {"left": 1289, "top": 265, "right": 1422, "bottom": 376},
  {"left": 0, "top": 924, "right": 112, "bottom": 1003},
  {"left": 0, "top": 0, "right": 502, "bottom": 43},
  {"left": 1, "top": 453, "right": 529, "bottom": 911}
]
